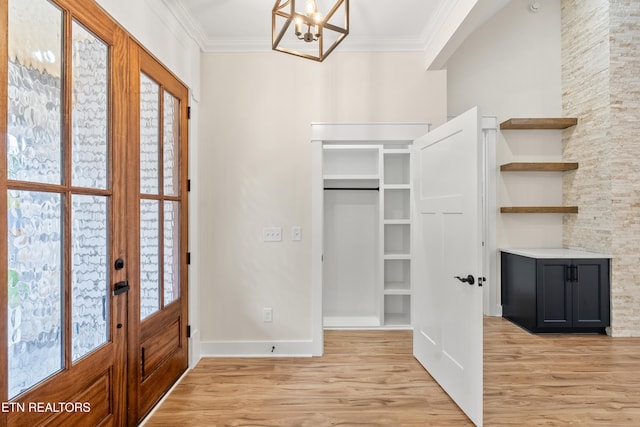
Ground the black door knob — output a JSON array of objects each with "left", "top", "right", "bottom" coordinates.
[{"left": 454, "top": 275, "right": 475, "bottom": 285}]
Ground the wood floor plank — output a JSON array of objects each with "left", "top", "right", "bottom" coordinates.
[
  {"left": 145, "top": 318, "right": 640, "bottom": 426},
  {"left": 484, "top": 317, "right": 640, "bottom": 426}
]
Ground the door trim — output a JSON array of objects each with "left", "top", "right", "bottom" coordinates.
[{"left": 480, "top": 116, "right": 499, "bottom": 316}]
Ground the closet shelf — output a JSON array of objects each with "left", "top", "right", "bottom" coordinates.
[
  {"left": 384, "top": 219, "right": 410, "bottom": 225},
  {"left": 383, "top": 148, "right": 411, "bottom": 153},
  {"left": 500, "top": 118, "right": 578, "bottom": 130},
  {"left": 323, "top": 174, "right": 379, "bottom": 180},
  {"left": 323, "top": 176, "right": 379, "bottom": 190},
  {"left": 500, "top": 162, "right": 578, "bottom": 172},
  {"left": 384, "top": 254, "right": 411, "bottom": 260},
  {"left": 384, "top": 289, "right": 411, "bottom": 296},
  {"left": 500, "top": 206, "right": 579, "bottom": 214}
]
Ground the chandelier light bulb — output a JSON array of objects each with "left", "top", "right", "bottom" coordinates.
[
  {"left": 295, "top": 17, "right": 303, "bottom": 37},
  {"left": 305, "top": 0, "right": 317, "bottom": 16}
]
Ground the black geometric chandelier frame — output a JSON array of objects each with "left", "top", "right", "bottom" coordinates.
[{"left": 272, "top": 0, "right": 349, "bottom": 62}]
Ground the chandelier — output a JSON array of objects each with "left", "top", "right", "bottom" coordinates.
[{"left": 272, "top": 0, "right": 349, "bottom": 62}]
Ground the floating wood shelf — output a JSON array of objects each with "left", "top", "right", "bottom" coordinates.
[
  {"left": 500, "top": 162, "right": 579, "bottom": 172},
  {"left": 500, "top": 118, "right": 578, "bottom": 130},
  {"left": 500, "top": 206, "right": 579, "bottom": 214}
]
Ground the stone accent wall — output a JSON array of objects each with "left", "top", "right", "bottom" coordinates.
[
  {"left": 562, "top": 0, "right": 640, "bottom": 336},
  {"left": 609, "top": 1, "right": 640, "bottom": 336},
  {"left": 562, "top": 0, "right": 612, "bottom": 252}
]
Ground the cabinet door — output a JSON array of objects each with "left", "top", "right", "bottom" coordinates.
[
  {"left": 572, "top": 259, "right": 610, "bottom": 328},
  {"left": 537, "top": 260, "right": 572, "bottom": 328}
]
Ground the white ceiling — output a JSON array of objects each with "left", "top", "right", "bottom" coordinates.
[{"left": 162, "top": 0, "right": 461, "bottom": 53}]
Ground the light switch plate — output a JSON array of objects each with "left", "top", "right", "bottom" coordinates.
[{"left": 292, "top": 226, "right": 302, "bottom": 241}]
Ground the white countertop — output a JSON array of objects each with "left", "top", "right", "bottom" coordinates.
[{"left": 501, "top": 248, "right": 612, "bottom": 259}]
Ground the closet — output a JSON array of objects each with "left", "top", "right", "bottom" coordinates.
[
  {"left": 312, "top": 118, "right": 498, "bottom": 333},
  {"left": 322, "top": 143, "right": 412, "bottom": 328}
]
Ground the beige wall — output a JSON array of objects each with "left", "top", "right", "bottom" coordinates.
[
  {"left": 198, "top": 52, "right": 446, "bottom": 346},
  {"left": 446, "top": 0, "right": 564, "bottom": 308},
  {"left": 562, "top": 0, "right": 640, "bottom": 336}
]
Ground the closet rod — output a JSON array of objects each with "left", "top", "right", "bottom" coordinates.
[{"left": 323, "top": 187, "right": 380, "bottom": 191}]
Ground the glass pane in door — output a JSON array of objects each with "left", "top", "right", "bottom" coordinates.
[
  {"left": 7, "top": 0, "right": 63, "bottom": 185},
  {"left": 140, "top": 199, "right": 160, "bottom": 319},
  {"left": 140, "top": 73, "right": 160, "bottom": 195},
  {"left": 7, "top": 190, "right": 62, "bottom": 399},
  {"left": 163, "top": 92, "right": 179, "bottom": 196},
  {"left": 69, "top": 20, "right": 111, "bottom": 362},
  {"left": 163, "top": 201, "right": 179, "bottom": 305},
  {"left": 71, "top": 21, "right": 108, "bottom": 189},
  {"left": 71, "top": 195, "right": 109, "bottom": 361}
]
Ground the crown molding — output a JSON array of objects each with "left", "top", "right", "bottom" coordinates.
[
  {"left": 161, "top": 0, "right": 208, "bottom": 50},
  {"left": 162, "top": 0, "right": 494, "bottom": 55}
]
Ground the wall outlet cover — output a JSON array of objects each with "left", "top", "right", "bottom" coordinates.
[
  {"left": 263, "top": 227, "right": 282, "bottom": 242},
  {"left": 263, "top": 307, "right": 273, "bottom": 322}
]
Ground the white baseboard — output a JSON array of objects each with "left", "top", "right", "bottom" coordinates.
[
  {"left": 188, "top": 328, "right": 202, "bottom": 368},
  {"left": 200, "top": 339, "right": 315, "bottom": 357}
]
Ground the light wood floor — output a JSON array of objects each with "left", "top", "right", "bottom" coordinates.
[{"left": 144, "top": 317, "right": 640, "bottom": 426}]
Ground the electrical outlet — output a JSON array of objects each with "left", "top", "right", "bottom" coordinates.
[
  {"left": 263, "top": 307, "right": 273, "bottom": 323},
  {"left": 263, "top": 227, "right": 282, "bottom": 242},
  {"left": 292, "top": 226, "right": 302, "bottom": 241}
]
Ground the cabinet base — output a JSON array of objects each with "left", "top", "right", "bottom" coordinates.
[{"left": 503, "top": 315, "right": 607, "bottom": 334}]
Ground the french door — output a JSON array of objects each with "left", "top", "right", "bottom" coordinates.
[
  {"left": 127, "top": 44, "right": 189, "bottom": 422},
  {"left": 0, "top": 1, "right": 189, "bottom": 425},
  {"left": 0, "top": 0, "right": 128, "bottom": 425}
]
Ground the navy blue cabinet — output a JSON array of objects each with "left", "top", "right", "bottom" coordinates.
[{"left": 501, "top": 250, "right": 610, "bottom": 333}]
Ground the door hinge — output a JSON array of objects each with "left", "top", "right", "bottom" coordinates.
[
  {"left": 186, "top": 252, "right": 191, "bottom": 265},
  {"left": 187, "top": 179, "right": 191, "bottom": 192},
  {"left": 187, "top": 325, "right": 191, "bottom": 338},
  {"left": 187, "top": 106, "right": 191, "bottom": 119}
]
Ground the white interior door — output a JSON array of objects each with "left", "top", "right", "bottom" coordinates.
[{"left": 412, "top": 107, "right": 483, "bottom": 426}]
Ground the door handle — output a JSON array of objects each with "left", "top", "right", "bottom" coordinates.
[
  {"left": 454, "top": 275, "right": 475, "bottom": 285},
  {"left": 113, "top": 281, "right": 130, "bottom": 296},
  {"left": 566, "top": 265, "right": 578, "bottom": 282}
]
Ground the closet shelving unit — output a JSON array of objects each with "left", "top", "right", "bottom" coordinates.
[
  {"left": 322, "top": 144, "right": 412, "bottom": 329},
  {"left": 382, "top": 148, "right": 412, "bottom": 327}
]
